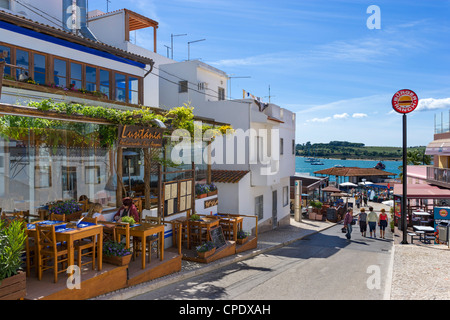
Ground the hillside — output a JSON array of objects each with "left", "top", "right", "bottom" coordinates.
[{"left": 295, "top": 141, "right": 427, "bottom": 160}]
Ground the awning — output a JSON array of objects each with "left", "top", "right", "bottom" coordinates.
[
  {"left": 393, "top": 183, "right": 450, "bottom": 199},
  {"left": 425, "top": 138, "right": 450, "bottom": 156}
]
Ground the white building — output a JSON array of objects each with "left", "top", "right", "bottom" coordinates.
[{"left": 159, "top": 60, "right": 296, "bottom": 233}]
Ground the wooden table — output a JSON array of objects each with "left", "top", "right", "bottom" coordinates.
[
  {"left": 115, "top": 223, "right": 165, "bottom": 269},
  {"left": 219, "top": 215, "right": 244, "bottom": 242},
  {"left": 27, "top": 222, "right": 104, "bottom": 272},
  {"left": 175, "top": 217, "right": 219, "bottom": 249}
]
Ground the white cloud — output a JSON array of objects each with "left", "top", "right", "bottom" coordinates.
[
  {"left": 352, "top": 113, "right": 368, "bottom": 118},
  {"left": 333, "top": 113, "right": 349, "bottom": 120},
  {"left": 416, "top": 98, "right": 450, "bottom": 112},
  {"left": 307, "top": 117, "right": 331, "bottom": 123}
]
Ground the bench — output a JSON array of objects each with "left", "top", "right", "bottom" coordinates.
[
  {"left": 423, "top": 235, "right": 435, "bottom": 244},
  {"left": 408, "top": 232, "right": 420, "bottom": 244}
]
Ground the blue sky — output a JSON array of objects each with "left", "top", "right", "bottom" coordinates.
[{"left": 88, "top": 0, "right": 450, "bottom": 147}]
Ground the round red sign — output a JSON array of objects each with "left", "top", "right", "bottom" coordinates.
[{"left": 392, "top": 89, "right": 419, "bottom": 114}]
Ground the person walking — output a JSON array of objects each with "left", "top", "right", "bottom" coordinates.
[
  {"left": 367, "top": 206, "right": 378, "bottom": 238},
  {"left": 358, "top": 207, "right": 367, "bottom": 237},
  {"left": 378, "top": 208, "right": 388, "bottom": 239},
  {"left": 343, "top": 208, "right": 354, "bottom": 241}
]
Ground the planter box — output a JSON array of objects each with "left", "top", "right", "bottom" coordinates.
[
  {"left": 207, "top": 190, "right": 217, "bottom": 197},
  {"left": 103, "top": 254, "right": 132, "bottom": 266},
  {"left": 197, "top": 193, "right": 207, "bottom": 199},
  {"left": 197, "top": 247, "right": 216, "bottom": 259},
  {"left": 237, "top": 237, "right": 248, "bottom": 245},
  {"left": 0, "top": 271, "right": 26, "bottom": 300}
]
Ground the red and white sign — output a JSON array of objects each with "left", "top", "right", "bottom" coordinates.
[{"left": 392, "top": 89, "right": 419, "bottom": 114}]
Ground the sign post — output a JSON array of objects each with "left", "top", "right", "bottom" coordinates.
[{"left": 391, "top": 89, "right": 419, "bottom": 244}]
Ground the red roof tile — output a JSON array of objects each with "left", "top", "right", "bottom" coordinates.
[
  {"left": 313, "top": 167, "right": 396, "bottom": 177},
  {"left": 211, "top": 170, "right": 249, "bottom": 183}
]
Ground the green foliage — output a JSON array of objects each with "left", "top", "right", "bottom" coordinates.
[
  {"left": 0, "top": 220, "right": 27, "bottom": 283},
  {"left": 309, "top": 200, "right": 323, "bottom": 209},
  {"left": 196, "top": 241, "right": 215, "bottom": 252},
  {"left": 121, "top": 216, "right": 136, "bottom": 225}
]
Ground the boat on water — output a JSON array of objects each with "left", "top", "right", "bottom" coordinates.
[
  {"left": 304, "top": 157, "right": 315, "bottom": 162},
  {"left": 310, "top": 160, "right": 324, "bottom": 165},
  {"left": 374, "top": 161, "right": 386, "bottom": 170}
]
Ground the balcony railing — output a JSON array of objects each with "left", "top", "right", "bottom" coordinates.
[{"left": 426, "top": 166, "right": 450, "bottom": 187}]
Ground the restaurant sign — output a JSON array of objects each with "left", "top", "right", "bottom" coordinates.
[
  {"left": 391, "top": 89, "right": 419, "bottom": 114},
  {"left": 118, "top": 125, "right": 164, "bottom": 148}
]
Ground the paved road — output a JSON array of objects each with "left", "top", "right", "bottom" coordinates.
[{"left": 131, "top": 223, "right": 394, "bottom": 300}]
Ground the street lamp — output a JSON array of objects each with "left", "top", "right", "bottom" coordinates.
[
  {"left": 171, "top": 33, "right": 187, "bottom": 60},
  {"left": 187, "top": 39, "right": 205, "bottom": 61}
]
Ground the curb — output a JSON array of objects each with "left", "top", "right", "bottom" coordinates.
[{"left": 94, "top": 222, "right": 337, "bottom": 300}]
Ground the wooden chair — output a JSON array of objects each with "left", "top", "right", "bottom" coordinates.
[
  {"left": 25, "top": 230, "right": 37, "bottom": 277},
  {"left": 35, "top": 224, "right": 69, "bottom": 283},
  {"left": 133, "top": 197, "right": 143, "bottom": 221},
  {"left": 219, "top": 217, "right": 234, "bottom": 241},
  {"left": 114, "top": 222, "right": 130, "bottom": 249},
  {"left": 189, "top": 220, "right": 208, "bottom": 248},
  {"left": 144, "top": 216, "right": 162, "bottom": 262},
  {"left": 78, "top": 199, "right": 89, "bottom": 212},
  {"left": 49, "top": 213, "right": 65, "bottom": 221},
  {"left": 74, "top": 216, "right": 98, "bottom": 270},
  {"left": 133, "top": 216, "right": 161, "bottom": 263}
]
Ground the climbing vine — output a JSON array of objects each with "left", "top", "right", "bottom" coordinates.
[{"left": 0, "top": 99, "right": 234, "bottom": 148}]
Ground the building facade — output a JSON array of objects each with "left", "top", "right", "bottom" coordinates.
[{"left": 159, "top": 60, "right": 296, "bottom": 232}]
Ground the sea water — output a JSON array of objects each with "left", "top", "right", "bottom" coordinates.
[{"left": 295, "top": 157, "right": 402, "bottom": 182}]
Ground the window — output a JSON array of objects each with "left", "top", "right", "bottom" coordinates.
[
  {"left": 218, "top": 87, "right": 225, "bottom": 100},
  {"left": 115, "top": 73, "right": 126, "bottom": 102},
  {"left": 85, "top": 166, "right": 100, "bottom": 184},
  {"left": 255, "top": 195, "right": 263, "bottom": 220},
  {"left": 15, "top": 49, "right": 29, "bottom": 80},
  {"left": 35, "top": 165, "right": 52, "bottom": 188},
  {"left": 61, "top": 166, "right": 77, "bottom": 199},
  {"left": 53, "top": 58, "right": 67, "bottom": 87},
  {"left": 70, "top": 62, "right": 82, "bottom": 89},
  {"left": 0, "top": 0, "right": 10, "bottom": 10},
  {"left": 179, "top": 80, "right": 188, "bottom": 93},
  {"left": 85, "top": 66, "right": 97, "bottom": 92},
  {"left": 33, "top": 53, "right": 46, "bottom": 85},
  {"left": 280, "top": 138, "right": 284, "bottom": 155},
  {"left": 0, "top": 45, "right": 11, "bottom": 76},
  {"left": 292, "top": 139, "right": 295, "bottom": 155},
  {"left": 99, "top": 69, "right": 110, "bottom": 98},
  {"left": 128, "top": 77, "right": 139, "bottom": 104},
  {"left": 283, "top": 186, "right": 289, "bottom": 207}
]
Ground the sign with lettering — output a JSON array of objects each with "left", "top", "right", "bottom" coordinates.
[
  {"left": 209, "top": 226, "right": 227, "bottom": 249},
  {"left": 204, "top": 197, "right": 218, "bottom": 209},
  {"left": 391, "top": 89, "right": 419, "bottom": 114},
  {"left": 118, "top": 125, "right": 164, "bottom": 148}
]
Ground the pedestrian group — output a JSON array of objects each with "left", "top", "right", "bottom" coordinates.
[{"left": 343, "top": 206, "right": 389, "bottom": 241}]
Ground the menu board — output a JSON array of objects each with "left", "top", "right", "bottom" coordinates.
[
  {"left": 209, "top": 226, "right": 227, "bottom": 249},
  {"left": 163, "top": 179, "right": 193, "bottom": 216}
]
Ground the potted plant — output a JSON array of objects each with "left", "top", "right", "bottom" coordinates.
[
  {"left": 0, "top": 219, "right": 27, "bottom": 300},
  {"left": 102, "top": 240, "right": 132, "bottom": 266},
  {"left": 236, "top": 230, "right": 250, "bottom": 245},
  {"left": 207, "top": 183, "right": 218, "bottom": 196},
  {"left": 190, "top": 213, "right": 201, "bottom": 221},
  {"left": 48, "top": 199, "right": 82, "bottom": 221},
  {"left": 195, "top": 183, "right": 209, "bottom": 199},
  {"left": 196, "top": 241, "right": 216, "bottom": 259}
]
